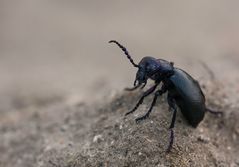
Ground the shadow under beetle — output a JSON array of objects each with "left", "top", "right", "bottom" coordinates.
[{"left": 109, "top": 40, "right": 222, "bottom": 152}]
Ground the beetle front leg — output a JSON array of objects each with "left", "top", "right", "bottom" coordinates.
[
  {"left": 166, "top": 96, "right": 177, "bottom": 152},
  {"left": 135, "top": 85, "right": 167, "bottom": 123},
  {"left": 125, "top": 84, "right": 158, "bottom": 116},
  {"left": 124, "top": 84, "right": 141, "bottom": 91}
]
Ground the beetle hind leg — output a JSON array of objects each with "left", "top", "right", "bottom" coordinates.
[
  {"left": 206, "top": 108, "right": 223, "bottom": 116},
  {"left": 166, "top": 95, "right": 177, "bottom": 152}
]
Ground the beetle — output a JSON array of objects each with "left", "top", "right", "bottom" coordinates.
[{"left": 109, "top": 40, "right": 222, "bottom": 152}]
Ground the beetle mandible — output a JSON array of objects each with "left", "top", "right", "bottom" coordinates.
[{"left": 109, "top": 40, "right": 222, "bottom": 152}]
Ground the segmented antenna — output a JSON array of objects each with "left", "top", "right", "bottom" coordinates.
[{"left": 109, "top": 40, "right": 139, "bottom": 68}]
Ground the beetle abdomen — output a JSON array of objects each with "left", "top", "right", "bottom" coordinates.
[
  {"left": 168, "top": 68, "right": 205, "bottom": 127},
  {"left": 175, "top": 97, "right": 205, "bottom": 127}
]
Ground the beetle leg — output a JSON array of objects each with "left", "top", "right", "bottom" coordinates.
[
  {"left": 135, "top": 85, "right": 167, "bottom": 123},
  {"left": 206, "top": 108, "right": 223, "bottom": 116},
  {"left": 125, "top": 84, "right": 158, "bottom": 116},
  {"left": 167, "top": 96, "right": 177, "bottom": 152},
  {"left": 124, "top": 84, "right": 141, "bottom": 91},
  {"left": 140, "top": 81, "right": 147, "bottom": 89}
]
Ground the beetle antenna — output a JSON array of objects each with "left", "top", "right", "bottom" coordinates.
[{"left": 109, "top": 40, "right": 139, "bottom": 68}]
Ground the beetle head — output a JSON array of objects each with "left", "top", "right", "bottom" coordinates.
[
  {"left": 134, "top": 57, "right": 157, "bottom": 86},
  {"left": 109, "top": 40, "right": 174, "bottom": 87}
]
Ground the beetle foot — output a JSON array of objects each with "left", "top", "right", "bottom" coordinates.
[
  {"left": 125, "top": 110, "right": 135, "bottom": 116},
  {"left": 124, "top": 84, "right": 141, "bottom": 91},
  {"left": 166, "top": 129, "right": 174, "bottom": 153},
  {"left": 135, "top": 114, "right": 149, "bottom": 123},
  {"left": 206, "top": 108, "right": 223, "bottom": 116},
  {"left": 211, "top": 111, "right": 223, "bottom": 117}
]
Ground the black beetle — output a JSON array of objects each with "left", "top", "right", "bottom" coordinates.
[{"left": 109, "top": 40, "right": 222, "bottom": 152}]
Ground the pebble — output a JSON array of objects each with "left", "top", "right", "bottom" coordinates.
[
  {"left": 199, "top": 128, "right": 204, "bottom": 133},
  {"left": 93, "top": 134, "right": 103, "bottom": 143},
  {"left": 197, "top": 135, "right": 210, "bottom": 143}
]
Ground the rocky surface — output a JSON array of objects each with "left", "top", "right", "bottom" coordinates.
[{"left": 0, "top": 80, "right": 238, "bottom": 167}]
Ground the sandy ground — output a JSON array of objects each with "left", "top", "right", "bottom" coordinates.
[{"left": 0, "top": 1, "right": 239, "bottom": 166}]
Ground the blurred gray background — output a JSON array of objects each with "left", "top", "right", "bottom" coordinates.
[{"left": 1, "top": 0, "right": 239, "bottom": 103}]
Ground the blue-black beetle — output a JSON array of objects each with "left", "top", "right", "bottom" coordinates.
[{"left": 109, "top": 40, "right": 222, "bottom": 152}]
